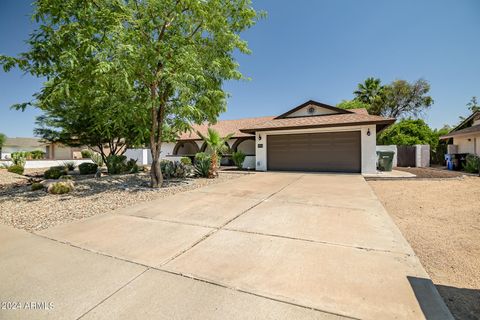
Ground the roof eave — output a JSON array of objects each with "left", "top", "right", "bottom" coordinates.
[{"left": 240, "top": 119, "right": 396, "bottom": 134}]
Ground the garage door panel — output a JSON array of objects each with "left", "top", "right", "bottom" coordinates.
[{"left": 267, "top": 132, "right": 361, "bottom": 172}]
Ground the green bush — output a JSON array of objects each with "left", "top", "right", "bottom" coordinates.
[
  {"left": 180, "top": 157, "right": 192, "bottom": 165},
  {"left": 126, "top": 158, "right": 139, "bottom": 173},
  {"left": 48, "top": 181, "right": 74, "bottom": 194},
  {"left": 31, "top": 182, "right": 44, "bottom": 191},
  {"left": 11, "top": 152, "right": 27, "bottom": 167},
  {"left": 90, "top": 153, "right": 104, "bottom": 166},
  {"left": 8, "top": 164, "right": 24, "bottom": 175},
  {"left": 81, "top": 149, "right": 93, "bottom": 159},
  {"left": 62, "top": 161, "right": 76, "bottom": 171},
  {"left": 30, "top": 150, "right": 45, "bottom": 159},
  {"left": 59, "top": 174, "right": 73, "bottom": 180},
  {"left": 106, "top": 155, "right": 127, "bottom": 174},
  {"left": 44, "top": 167, "right": 67, "bottom": 179},
  {"left": 79, "top": 162, "right": 98, "bottom": 175},
  {"left": 463, "top": 154, "right": 480, "bottom": 173},
  {"left": 232, "top": 150, "right": 246, "bottom": 169},
  {"left": 194, "top": 152, "right": 211, "bottom": 178}
]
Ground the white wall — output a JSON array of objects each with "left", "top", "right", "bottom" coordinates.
[
  {"left": 255, "top": 124, "right": 377, "bottom": 174},
  {"left": 125, "top": 143, "right": 180, "bottom": 165},
  {"left": 0, "top": 159, "right": 93, "bottom": 169},
  {"left": 243, "top": 156, "right": 256, "bottom": 169},
  {"left": 376, "top": 145, "right": 397, "bottom": 168},
  {"left": 454, "top": 135, "right": 479, "bottom": 155},
  {"left": 415, "top": 144, "right": 430, "bottom": 167},
  {"left": 236, "top": 139, "right": 255, "bottom": 155}
]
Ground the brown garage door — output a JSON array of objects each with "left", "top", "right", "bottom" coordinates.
[{"left": 267, "top": 131, "right": 361, "bottom": 172}]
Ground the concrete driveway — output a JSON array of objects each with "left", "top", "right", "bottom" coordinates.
[{"left": 0, "top": 172, "right": 452, "bottom": 319}]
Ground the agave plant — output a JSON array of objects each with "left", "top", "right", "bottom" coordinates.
[{"left": 197, "top": 128, "right": 233, "bottom": 178}]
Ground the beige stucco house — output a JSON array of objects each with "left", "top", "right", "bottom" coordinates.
[
  {"left": 159, "top": 100, "right": 395, "bottom": 174},
  {"left": 0, "top": 137, "right": 82, "bottom": 160},
  {"left": 440, "top": 111, "right": 480, "bottom": 155}
]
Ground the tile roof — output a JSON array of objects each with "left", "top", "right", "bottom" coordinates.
[
  {"left": 4, "top": 137, "right": 47, "bottom": 148},
  {"left": 178, "top": 116, "right": 274, "bottom": 140},
  {"left": 440, "top": 124, "right": 480, "bottom": 139},
  {"left": 240, "top": 111, "right": 395, "bottom": 133}
]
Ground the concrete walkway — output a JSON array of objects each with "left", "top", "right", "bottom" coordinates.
[{"left": 0, "top": 173, "right": 452, "bottom": 319}]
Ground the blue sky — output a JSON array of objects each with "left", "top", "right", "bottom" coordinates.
[{"left": 1, "top": 0, "right": 479, "bottom": 137}]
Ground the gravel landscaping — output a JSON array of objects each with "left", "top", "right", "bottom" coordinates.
[
  {"left": 394, "top": 166, "right": 465, "bottom": 178},
  {"left": 0, "top": 171, "right": 244, "bottom": 232},
  {"left": 369, "top": 176, "right": 480, "bottom": 320}
]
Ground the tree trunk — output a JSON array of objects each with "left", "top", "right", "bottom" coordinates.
[
  {"left": 209, "top": 152, "right": 218, "bottom": 178},
  {"left": 150, "top": 155, "right": 163, "bottom": 188}
]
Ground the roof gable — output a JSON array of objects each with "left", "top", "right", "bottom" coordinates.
[{"left": 275, "top": 100, "right": 351, "bottom": 119}]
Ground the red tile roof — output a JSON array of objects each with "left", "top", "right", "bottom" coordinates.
[{"left": 178, "top": 116, "right": 274, "bottom": 140}]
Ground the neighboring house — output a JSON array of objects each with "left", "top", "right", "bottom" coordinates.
[
  {"left": 0, "top": 137, "right": 82, "bottom": 160},
  {"left": 1, "top": 137, "right": 48, "bottom": 160},
  {"left": 440, "top": 111, "right": 480, "bottom": 156},
  {"left": 162, "top": 100, "right": 395, "bottom": 174}
]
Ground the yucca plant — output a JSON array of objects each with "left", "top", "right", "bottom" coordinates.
[{"left": 197, "top": 128, "right": 233, "bottom": 178}]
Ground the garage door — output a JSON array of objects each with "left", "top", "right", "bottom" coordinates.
[{"left": 267, "top": 131, "right": 361, "bottom": 172}]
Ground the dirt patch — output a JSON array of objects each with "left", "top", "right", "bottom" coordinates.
[
  {"left": 369, "top": 177, "right": 480, "bottom": 319},
  {"left": 394, "top": 167, "right": 465, "bottom": 178},
  {"left": 0, "top": 172, "right": 244, "bottom": 232}
]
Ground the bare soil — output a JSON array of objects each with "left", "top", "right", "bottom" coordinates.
[
  {"left": 369, "top": 177, "right": 480, "bottom": 319},
  {"left": 394, "top": 166, "right": 465, "bottom": 178}
]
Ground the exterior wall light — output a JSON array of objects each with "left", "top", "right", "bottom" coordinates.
[
  {"left": 258, "top": 134, "right": 262, "bottom": 141},
  {"left": 367, "top": 129, "right": 371, "bottom": 136}
]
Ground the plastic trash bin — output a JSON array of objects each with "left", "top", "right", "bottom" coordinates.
[
  {"left": 377, "top": 151, "right": 395, "bottom": 171},
  {"left": 445, "top": 154, "right": 454, "bottom": 170}
]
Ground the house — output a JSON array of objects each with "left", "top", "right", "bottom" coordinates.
[
  {"left": 162, "top": 100, "right": 395, "bottom": 174},
  {"left": 0, "top": 137, "right": 83, "bottom": 160},
  {"left": 440, "top": 110, "right": 480, "bottom": 155}
]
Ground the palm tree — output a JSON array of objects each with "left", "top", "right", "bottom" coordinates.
[
  {"left": 197, "top": 128, "right": 233, "bottom": 178},
  {"left": 354, "top": 77, "right": 384, "bottom": 104}
]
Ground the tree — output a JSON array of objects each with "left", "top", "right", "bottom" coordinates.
[
  {"left": 0, "top": 133, "right": 6, "bottom": 158},
  {"left": 377, "top": 119, "right": 439, "bottom": 149},
  {"left": 1, "top": 0, "right": 260, "bottom": 188},
  {"left": 353, "top": 77, "right": 384, "bottom": 105},
  {"left": 336, "top": 100, "right": 370, "bottom": 110},
  {"left": 198, "top": 128, "right": 233, "bottom": 178},
  {"left": 467, "top": 96, "right": 480, "bottom": 113},
  {"left": 372, "top": 79, "right": 434, "bottom": 118}
]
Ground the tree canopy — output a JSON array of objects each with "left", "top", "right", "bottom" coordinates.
[
  {"left": 0, "top": 133, "right": 6, "bottom": 149},
  {"left": 342, "top": 78, "right": 434, "bottom": 119},
  {"left": 467, "top": 96, "right": 480, "bottom": 113},
  {"left": 377, "top": 119, "right": 442, "bottom": 150},
  {"left": 1, "top": 0, "right": 260, "bottom": 187},
  {"left": 336, "top": 100, "right": 370, "bottom": 110}
]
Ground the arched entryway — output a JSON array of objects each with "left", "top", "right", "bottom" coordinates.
[
  {"left": 173, "top": 140, "right": 200, "bottom": 156},
  {"left": 231, "top": 137, "right": 255, "bottom": 155}
]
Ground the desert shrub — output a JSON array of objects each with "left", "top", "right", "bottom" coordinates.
[
  {"left": 126, "top": 158, "right": 139, "bottom": 173},
  {"left": 59, "top": 174, "right": 73, "bottom": 180},
  {"left": 160, "top": 160, "right": 188, "bottom": 179},
  {"left": 105, "top": 155, "right": 127, "bottom": 174},
  {"left": 62, "top": 161, "right": 76, "bottom": 171},
  {"left": 31, "top": 182, "right": 44, "bottom": 191},
  {"left": 194, "top": 152, "right": 211, "bottom": 178},
  {"left": 89, "top": 152, "right": 104, "bottom": 166},
  {"left": 81, "top": 149, "right": 93, "bottom": 159},
  {"left": 79, "top": 162, "right": 98, "bottom": 175},
  {"left": 8, "top": 164, "right": 24, "bottom": 175},
  {"left": 232, "top": 150, "right": 246, "bottom": 169},
  {"left": 180, "top": 157, "right": 192, "bottom": 165},
  {"left": 48, "top": 181, "right": 74, "bottom": 194},
  {"left": 11, "top": 152, "right": 27, "bottom": 167},
  {"left": 30, "top": 150, "right": 45, "bottom": 159},
  {"left": 463, "top": 154, "right": 480, "bottom": 173},
  {"left": 44, "top": 166, "right": 67, "bottom": 179}
]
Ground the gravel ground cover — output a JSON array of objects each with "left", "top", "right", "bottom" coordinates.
[
  {"left": 369, "top": 176, "right": 480, "bottom": 319},
  {"left": 0, "top": 172, "right": 243, "bottom": 232}
]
